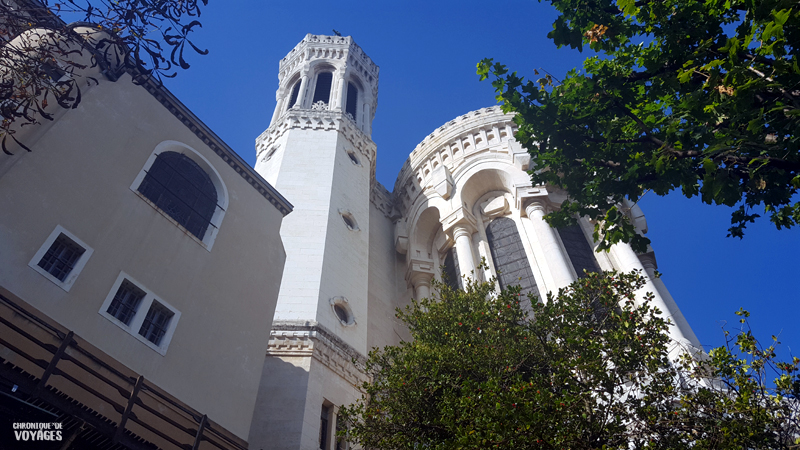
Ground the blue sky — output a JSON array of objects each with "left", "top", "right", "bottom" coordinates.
[{"left": 163, "top": 0, "right": 799, "bottom": 358}]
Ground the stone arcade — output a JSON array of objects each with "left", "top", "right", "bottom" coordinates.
[{"left": 0, "top": 32, "right": 700, "bottom": 450}]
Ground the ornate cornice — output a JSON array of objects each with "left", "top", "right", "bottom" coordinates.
[
  {"left": 267, "top": 321, "right": 369, "bottom": 387},
  {"left": 278, "top": 34, "right": 379, "bottom": 91},
  {"left": 392, "top": 106, "right": 519, "bottom": 217},
  {"left": 370, "top": 182, "right": 398, "bottom": 219},
  {"left": 256, "top": 108, "right": 378, "bottom": 182}
]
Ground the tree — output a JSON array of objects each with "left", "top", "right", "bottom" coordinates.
[
  {"left": 339, "top": 273, "right": 800, "bottom": 449},
  {"left": 477, "top": 0, "right": 799, "bottom": 252},
  {"left": 0, "top": 0, "right": 208, "bottom": 153}
]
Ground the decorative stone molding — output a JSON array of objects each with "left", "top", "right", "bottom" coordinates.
[
  {"left": 311, "top": 100, "right": 329, "bottom": 111},
  {"left": 278, "top": 34, "right": 379, "bottom": 93},
  {"left": 370, "top": 181, "right": 398, "bottom": 219},
  {"left": 393, "top": 106, "right": 518, "bottom": 216},
  {"left": 256, "top": 109, "right": 378, "bottom": 180},
  {"left": 267, "top": 321, "right": 369, "bottom": 388}
]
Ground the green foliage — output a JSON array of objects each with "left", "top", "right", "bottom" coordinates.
[
  {"left": 477, "top": 0, "right": 799, "bottom": 252},
  {"left": 340, "top": 274, "right": 800, "bottom": 449}
]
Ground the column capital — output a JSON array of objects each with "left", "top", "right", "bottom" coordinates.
[
  {"left": 524, "top": 200, "right": 549, "bottom": 216},
  {"left": 405, "top": 258, "right": 435, "bottom": 286},
  {"left": 452, "top": 223, "right": 474, "bottom": 241},
  {"left": 442, "top": 207, "right": 477, "bottom": 237}
]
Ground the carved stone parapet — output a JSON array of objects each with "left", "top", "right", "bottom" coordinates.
[
  {"left": 278, "top": 34, "right": 379, "bottom": 91},
  {"left": 267, "top": 321, "right": 369, "bottom": 388},
  {"left": 393, "top": 106, "right": 517, "bottom": 211},
  {"left": 370, "top": 181, "right": 398, "bottom": 219}
]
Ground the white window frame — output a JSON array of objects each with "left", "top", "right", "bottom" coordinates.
[
  {"left": 98, "top": 272, "right": 181, "bottom": 356},
  {"left": 28, "top": 225, "right": 94, "bottom": 292},
  {"left": 130, "top": 140, "right": 229, "bottom": 252}
]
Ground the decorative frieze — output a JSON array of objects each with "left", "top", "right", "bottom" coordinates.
[
  {"left": 267, "top": 322, "right": 369, "bottom": 387},
  {"left": 256, "top": 109, "right": 378, "bottom": 177}
]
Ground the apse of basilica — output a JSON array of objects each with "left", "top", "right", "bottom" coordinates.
[{"left": 0, "top": 32, "right": 699, "bottom": 450}]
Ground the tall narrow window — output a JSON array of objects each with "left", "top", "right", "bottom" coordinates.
[
  {"left": 137, "top": 152, "right": 218, "bottom": 240},
  {"left": 107, "top": 280, "right": 145, "bottom": 326},
  {"left": 345, "top": 82, "right": 358, "bottom": 119},
  {"left": 313, "top": 72, "right": 333, "bottom": 105},
  {"left": 442, "top": 247, "right": 461, "bottom": 290},
  {"left": 37, "top": 233, "right": 85, "bottom": 282},
  {"left": 138, "top": 301, "right": 174, "bottom": 346},
  {"left": 486, "top": 217, "right": 539, "bottom": 299},
  {"left": 557, "top": 223, "right": 600, "bottom": 278},
  {"left": 287, "top": 80, "right": 301, "bottom": 110},
  {"left": 320, "top": 405, "right": 331, "bottom": 450}
]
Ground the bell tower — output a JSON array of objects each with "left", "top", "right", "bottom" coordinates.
[{"left": 250, "top": 34, "right": 379, "bottom": 450}]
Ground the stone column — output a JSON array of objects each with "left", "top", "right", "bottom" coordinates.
[
  {"left": 270, "top": 89, "right": 285, "bottom": 126},
  {"left": 412, "top": 276, "right": 432, "bottom": 300},
  {"left": 611, "top": 242, "right": 700, "bottom": 355},
  {"left": 294, "top": 73, "right": 309, "bottom": 108},
  {"left": 525, "top": 201, "right": 575, "bottom": 290},
  {"left": 334, "top": 72, "right": 346, "bottom": 110},
  {"left": 453, "top": 224, "right": 477, "bottom": 282}
]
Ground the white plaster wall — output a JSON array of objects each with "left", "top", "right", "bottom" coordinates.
[
  {"left": 367, "top": 204, "right": 409, "bottom": 349},
  {"left": 268, "top": 128, "right": 339, "bottom": 322},
  {"left": 0, "top": 73, "right": 286, "bottom": 440},
  {"left": 316, "top": 138, "right": 371, "bottom": 354}
]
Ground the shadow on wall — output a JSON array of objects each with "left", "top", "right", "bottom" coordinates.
[{"left": 248, "top": 356, "right": 311, "bottom": 450}]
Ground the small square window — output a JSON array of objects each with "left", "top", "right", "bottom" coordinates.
[
  {"left": 106, "top": 280, "right": 145, "bottom": 326},
  {"left": 99, "top": 273, "right": 181, "bottom": 355},
  {"left": 138, "top": 301, "right": 174, "bottom": 346},
  {"left": 29, "top": 226, "right": 94, "bottom": 292},
  {"left": 37, "top": 233, "right": 85, "bottom": 282}
]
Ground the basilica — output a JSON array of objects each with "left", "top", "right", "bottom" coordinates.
[{"left": 0, "top": 32, "right": 700, "bottom": 450}]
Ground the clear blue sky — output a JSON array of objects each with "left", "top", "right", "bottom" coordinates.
[{"left": 163, "top": 0, "right": 799, "bottom": 358}]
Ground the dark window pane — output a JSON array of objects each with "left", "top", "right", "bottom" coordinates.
[
  {"left": 486, "top": 217, "right": 539, "bottom": 301},
  {"left": 557, "top": 223, "right": 600, "bottom": 278},
  {"left": 288, "top": 81, "right": 301, "bottom": 109},
  {"left": 138, "top": 152, "right": 218, "bottom": 240},
  {"left": 313, "top": 72, "right": 333, "bottom": 104},
  {"left": 138, "top": 301, "right": 174, "bottom": 346},
  {"left": 442, "top": 247, "right": 461, "bottom": 290},
  {"left": 320, "top": 405, "right": 330, "bottom": 450},
  {"left": 38, "top": 234, "right": 85, "bottom": 282},
  {"left": 345, "top": 82, "right": 358, "bottom": 119},
  {"left": 107, "top": 280, "right": 145, "bottom": 325}
]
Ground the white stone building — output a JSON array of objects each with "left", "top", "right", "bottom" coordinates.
[
  {"left": 0, "top": 30, "right": 701, "bottom": 450},
  {"left": 245, "top": 34, "right": 701, "bottom": 450}
]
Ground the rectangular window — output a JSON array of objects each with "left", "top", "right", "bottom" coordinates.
[
  {"left": 37, "top": 233, "right": 85, "bottom": 282},
  {"left": 138, "top": 301, "right": 174, "bottom": 346},
  {"left": 106, "top": 280, "right": 145, "bottom": 326},
  {"left": 320, "top": 404, "right": 330, "bottom": 450},
  {"left": 99, "top": 273, "right": 181, "bottom": 355},
  {"left": 29, "top": 226, "right": 94, "bottom": 292}
]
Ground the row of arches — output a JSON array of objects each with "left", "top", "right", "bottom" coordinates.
[
  {"left": 402, "top": 162, "right": 602, "bottom": 302},
  {"left": 283, "top": 68, "right": 365, "bottom": 124}
]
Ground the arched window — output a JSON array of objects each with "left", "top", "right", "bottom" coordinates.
[
  {"left": 287, "top": 80, "right": 301, "bottom": 110},
  {"left": 345, "top": 82, "right": 358, "bottom": 119},
  {"left": 442, "top": 247, "right": 461, "bottom": 290},
  {"left": 312, "top": 72, "right": 333, "bottom": 105},
  {"left": 486, "top": 217, "right": 539, "bottom": 299},
  {"left": 557, "top": 224, "right": 600, "bottom": 277},
  {"left": 137, "top": 151, "right": 218, "bottom": 240}
]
